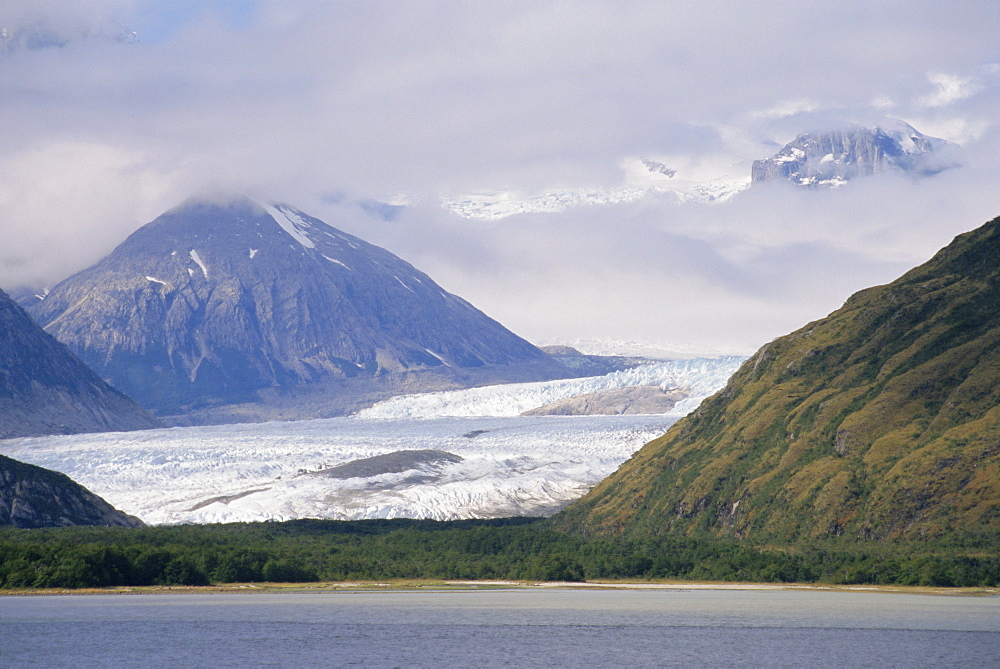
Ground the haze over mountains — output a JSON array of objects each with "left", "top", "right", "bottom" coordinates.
[
  {"left": 751, "top": 121, "right": 956, "bottom": 188},
  {"left": 438, "top": 122, "right": 954, "bottom": 219},
  {"left": 554, "top": 215, "right": 1000, "bottom": 544},
  {"left": 26, "top": 197, "right": 570, "bottom": 422}
]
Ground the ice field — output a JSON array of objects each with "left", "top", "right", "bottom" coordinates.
[{"left": 2, "top": 358, "right": 743, "bottom": 524}]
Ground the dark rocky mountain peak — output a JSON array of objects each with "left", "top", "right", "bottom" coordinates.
[
  {"left": 0, "top": 455, "right": 143, "bottom": 528},
  {"left": 752, "top": 121, "right": 956, "bottom": 187},
  {"left": 28, "top": 197, "right": 567, "bottom": 419},
  {"left": 0, "top": 288, "right": 159, "bottom": 438}
]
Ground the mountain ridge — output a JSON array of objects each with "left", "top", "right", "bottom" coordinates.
[
  {"left": 28, "top": 197, "right": 569, "bottom": 420},
  {"left": 551, "top": 214, "right": 1000, "bottom": 544},
  {"left": 0, "top": 454, "right": 143, "bottom": 528},
  {"left": 751, "top": 121, "right": 955, "bottom": 187},
  {"left": 0, "top": 287, "right": 159, "bottom": 438}
]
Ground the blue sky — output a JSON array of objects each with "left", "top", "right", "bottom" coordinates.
[
  {"left": 1, "top": 1, "right": 998, "bottom": 354},
  {"left": 127, "top": 0, "right": 258, "bottom": 43}
]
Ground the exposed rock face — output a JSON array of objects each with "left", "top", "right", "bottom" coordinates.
[
  {"left": 751, "top": 122, "right": 955, "bottom": 187},
  {"left": 0, "top": 288, "right": 159, "bottom": 438},
  {"left": 0, "top": 455, "right": 143, "bottom": 528},
  {"left": 522, "top": 386, "right": 688, "bottom": 416},
  {"left": 303, "top": 449, "right": 464, "bottom": 480},
  {"left": 538, "top": 345, "right": 650, "bottom": 377},
  {"left": 553, "top": 215, "right": 1000, "bottom": 544},
  {"left": 28, "top": 198, "right": 568, "bottom": 419}
]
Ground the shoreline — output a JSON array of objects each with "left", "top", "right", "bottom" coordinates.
[{"left": 3, "top": 580, "right": 997, "bottom": 597}]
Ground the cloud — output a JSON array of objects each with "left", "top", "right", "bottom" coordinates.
[
  {"left": 1, "top": 0, "right": 998, "bottom": 354},
  {"left": 749, "top": 99, "right": 820, "bottom": 120},
  {"left": 919, "top": 72, "right": 981, "bottom": 108}
]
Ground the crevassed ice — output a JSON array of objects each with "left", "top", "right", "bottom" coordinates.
[
  {"left": 357, "top": 357, "right": 745, "bottom": 419},
  {"left": 0, "top": 414, "right": 676, "bottom": 524}
]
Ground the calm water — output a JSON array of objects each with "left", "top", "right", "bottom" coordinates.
[{"left": 2, "top": 588, "right": 998, "bottom": 667}]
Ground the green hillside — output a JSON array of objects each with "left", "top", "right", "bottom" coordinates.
[{"left": 552, "top": 216, "right": 1000, "bottom": 544}]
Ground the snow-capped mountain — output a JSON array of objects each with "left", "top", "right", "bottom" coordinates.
[
  {"left": 751, "top": 121, "right": 955, "bottom": 187},
  {"left": 439, "top": 121, "right": 956, "bottom": 219},
  {"left": 0, "top": 288, "right": 159, "bottom": 439},
  {"left": 28, "top": 197, "right": 568, "bottom": 420}
]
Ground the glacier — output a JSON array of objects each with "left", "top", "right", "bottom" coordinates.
[
  {"left": 357, "top": 357, "right": 745, "bottom": 419},
  {"left": 0, "top": 357, "right": 744, "bottom": 525},
  {"left": 1, "top": 415, "right": 676, "bottom": 525}
]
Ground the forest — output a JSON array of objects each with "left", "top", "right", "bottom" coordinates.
[{"left": 2, "top": 517, "right": 996, "bottom": 589}]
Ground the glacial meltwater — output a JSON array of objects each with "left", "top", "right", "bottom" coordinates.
[{"left": 2, "top": 588, "right": 998, "bottom": 667}]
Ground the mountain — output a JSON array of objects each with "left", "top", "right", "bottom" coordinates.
[
  {"left": 552, "top": 215, "right": 1000, "bottom": 544},
  {"left": 0, "top": 288, "right": 159, "bottom": 438},
  {"left": 27, "top": 197, "right": 569, "bottom": 421},
  {"left": 0, "top": 454, "right": 143, "bottom": 528},
  {"left": 521, "top": 386, "right": 689, "bottom": 416},
  {"left": 751, "top": 121, "right": 955, "bottom": 187}
]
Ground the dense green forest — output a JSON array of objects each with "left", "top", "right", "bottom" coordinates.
[{"left": 1, "top": 518, "right": 996, "bottom": 589}]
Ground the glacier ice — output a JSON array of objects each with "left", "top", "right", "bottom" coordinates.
[
  {"left": 357, "top": 357, "right": 745, "bottom": 419},
  {"left": 0, "top": 357, "right": 744, "bottom": 525},
  {"left": 1, "top": 415, "right": 677, "bottom": 525}
]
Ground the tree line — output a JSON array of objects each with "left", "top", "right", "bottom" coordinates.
[{"left": 1, "top": 518, "right": 996, "bottom": 589}]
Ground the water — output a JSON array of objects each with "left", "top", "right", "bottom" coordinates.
[{"left": 2, "top": 589, "right": 998, "bottom": 667}]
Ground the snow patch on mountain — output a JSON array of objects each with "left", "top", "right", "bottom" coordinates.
[
  {"left": 323, "top": 255, "right": 350, "bottom": 269},
  {"left": 263, "top": 203, "right": 316, "bottom": 248},
  {"left": 188, "top": 250, "right": 208, "bottom": 277}
]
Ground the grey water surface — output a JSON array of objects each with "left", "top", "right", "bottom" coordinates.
[{"left": 2, "top": 588, "right": 998, "bottom": 667}]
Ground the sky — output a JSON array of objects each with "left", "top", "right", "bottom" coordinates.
[{"left": 1, "top": 1, "right": 998, "bottom": 356}]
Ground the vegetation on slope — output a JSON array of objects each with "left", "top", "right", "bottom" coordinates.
[{"left": 551, "top": 216, "right": 1000, "bottom": 543}]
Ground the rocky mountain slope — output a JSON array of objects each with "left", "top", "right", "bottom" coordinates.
[
  {"left": 28, "top": 197, "right": 568, "bottom": 420},
  {"left": 0, "top": 288, "right": 159, "bottom": 438},
  {"left": 522, "top": 386, "right": 688, "bottom": 416},
  {"left": 751, "top": 121, "right": 954, "bottom": 187},
  {"left": 552, "top": 215, "right": 1000, "bottom": 544},
  {"left": 0, "top": 454, "right": 143, "bottom": 528}
]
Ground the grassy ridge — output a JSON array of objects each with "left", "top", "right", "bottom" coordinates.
[
  {"left": 1, "top": 518, "right": 996, "bottom": 589},
  {"left": 551, "top": 216, "right": 1000, "bottom": 543}
]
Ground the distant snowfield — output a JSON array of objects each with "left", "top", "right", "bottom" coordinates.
[{"left": 1, "top": 358, "right": 744, "bottom": 525}]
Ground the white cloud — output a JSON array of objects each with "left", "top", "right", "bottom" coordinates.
[
  {"left": 749, "top": 99, "right": 819, "bottom": 120},
  {"left": 919, "top": 72, "right": 981, "bottom": 108},
  {"left": 1, "top": 1, "right": 998, "bottom": 354}
]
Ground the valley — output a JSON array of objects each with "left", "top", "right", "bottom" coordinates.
[{"left": 1, "top": 356, "right": 742, "bottom": 524}]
